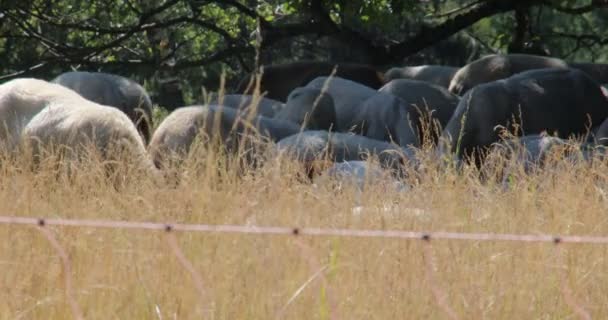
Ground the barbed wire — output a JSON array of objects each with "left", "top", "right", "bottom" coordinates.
[
  {"left": 1, "top": 215, "right": 600, "bottom": 319},
  {"left": 1, "top": 215, "right": 608, "bottom": 244}
]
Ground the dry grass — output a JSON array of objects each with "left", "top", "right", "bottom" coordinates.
[
  {"left": 0, "top": 134, "right": 608, "bottom": 320},
  {"left": 2, "top": 74, "right": 608, "bottom": 319}
]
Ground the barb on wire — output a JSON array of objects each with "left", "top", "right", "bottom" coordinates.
[
  {"left": 164, "top": 226, "right": 212, "bottom": 317},
  {"left": 422, "top": 235, "right": 459, "bottom": 320},
  {"left": 36, "top": 220, "right": 84, "bottom": 320},
  {"left": 554, "top": 240, "right": 592, "bottom": 320}
]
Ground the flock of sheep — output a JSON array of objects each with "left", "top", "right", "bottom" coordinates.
[{"left": 3, "top": 53, "right": 608, "bottom": 187}]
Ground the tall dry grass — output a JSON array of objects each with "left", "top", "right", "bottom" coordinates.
[
  {"left": 2, "top": 77, "right": 608, "bottom": 319},
  {"left": 1, "top": 133, "right": 608, "bottom": 319}
]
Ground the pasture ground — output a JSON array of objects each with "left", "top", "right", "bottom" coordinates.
[{"left": 1, "top": 136, "right": 608, "bottom": 319}]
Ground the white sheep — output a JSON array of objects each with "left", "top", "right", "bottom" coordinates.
[
  {"left": 1, "top": 78, "right": 158, "bottom": 179},
  {"left": 0, "top": 78, "right": 83, "bottom": 152}
]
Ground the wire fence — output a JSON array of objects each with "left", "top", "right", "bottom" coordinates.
[{"left": 1, "top": 214, "right": 602, "bottom": 320}]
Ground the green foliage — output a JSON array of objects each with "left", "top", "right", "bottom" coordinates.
[
  {"left": 1, "top": 0, "right": 608, "bottom": 103},
  {"left": 152, "top": 105, "right": 170, "bottom": 129}
]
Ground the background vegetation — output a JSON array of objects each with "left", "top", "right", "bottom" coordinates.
[{"left": 3, "top": 0, "right": 608, "bottom": 106}]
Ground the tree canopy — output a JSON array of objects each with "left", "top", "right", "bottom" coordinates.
[{"left": 2, "top": 0, "right": 608, "bottom": 104}]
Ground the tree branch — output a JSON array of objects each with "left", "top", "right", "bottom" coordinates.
[
  {"left": 508, "top": 5, "right": 531, "bottom": 53},
  {"left": 544, "top": 32, "right": 608, "bottom": 45},
  {"left": 542, "top": 0, "right": 608, "bottom": 14},
  {"left": 384, "top": 0, "right": 543, "bottom": 63},
  {"left": 218, "top": 0, "right": 263, "bottom": 21},
  {"left": 432, "top": 0, "right": 484, "bottom": 18},
  {"left": 0, "top": 63, "right": 49, "bottom": 80},
  {"left": 258, "top": 0, "right": 546, "bottom": 64},
  {"left": 140, "top": 0, "right": 181, "bottom": 22}
]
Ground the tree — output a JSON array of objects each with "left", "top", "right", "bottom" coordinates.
[{"left": 1, "top": 0, "right": 608, "bottom": 104}]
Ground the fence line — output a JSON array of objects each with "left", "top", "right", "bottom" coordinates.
[
  {"left": 1, "top": 215, "right": 600, "bottom": 319},
  {"left": 2, "top": 215, "right": 608, "bottom": 244}
]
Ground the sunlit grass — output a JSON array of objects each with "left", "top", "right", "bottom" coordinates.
[
  {"left": 1, "top": 131, "right": 608, "bottom": 319},
  {"left": 2, "top": 79, "right": 608, "bottom": 319}
]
